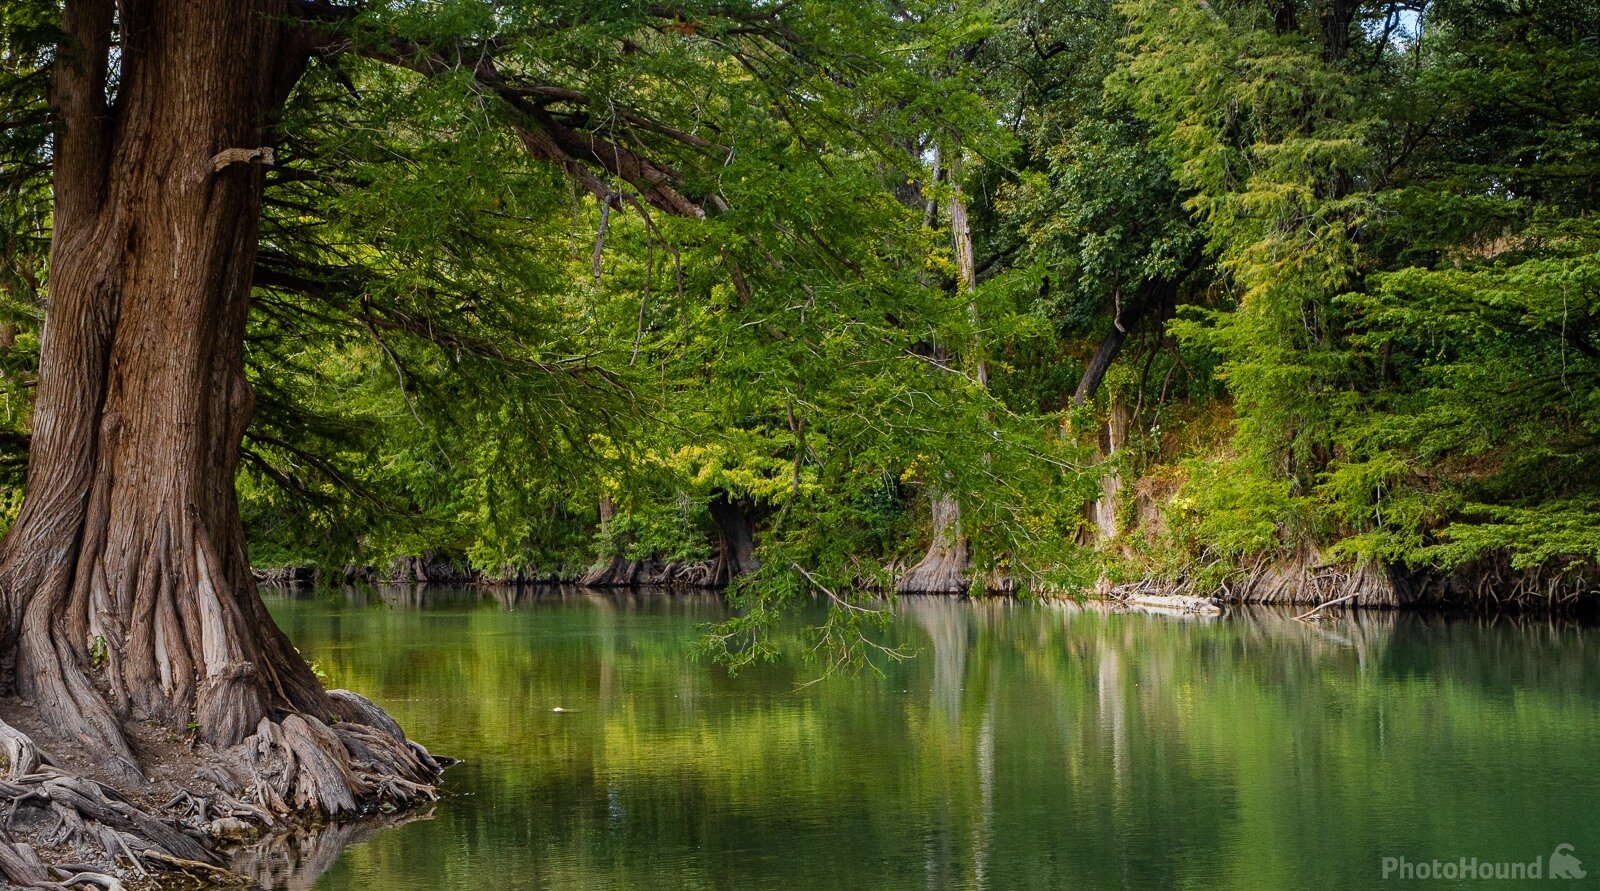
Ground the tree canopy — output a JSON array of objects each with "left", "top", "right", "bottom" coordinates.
[{"left": 2, "top": 0, "right": 1598, "bottom": 664}]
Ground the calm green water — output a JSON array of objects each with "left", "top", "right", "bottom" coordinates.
[{"left": 245, "top": 588, "right": 1600, "bottom": 889}]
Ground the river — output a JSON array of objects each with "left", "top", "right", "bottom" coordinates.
[{"left": 240, "top": 586, "right": 1600, "bottom": 889}]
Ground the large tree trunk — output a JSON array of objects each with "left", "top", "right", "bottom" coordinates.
[
  {"left": 897, "top": 492, "right": 971, "bottom": 594},
  {"left": 1318, "top": 0, "right": 1360, "bottom": 62},
  {"left": 0, "top": 12, "right": 438, "bottom": 883},
  {"left": 0, "top": 0, "right": 331, "bottom": 774},
  {"left": 0, "top": 4, "right": 428, "bottom": 883},
  {"left": 0, "top": 0, "right": 442, "bottom": 827}
]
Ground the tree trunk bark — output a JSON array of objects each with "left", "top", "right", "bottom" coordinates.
[
  {"left": 1073, "top": 324, "right": 1128, "bottom": 407},
  {"left": 1082, "top": 397, "right": 1131, "bottom": 546},
  {"left": 0, "top": 0, "right": 330, "bottom": 772},
  {"left": 1073, "top": 297, "right": 1147, "bottom": 407},
  {"left": 897, "top": 492, "right": 971, "bottom": 594},
  {"left": 0, "top": 7, "right": 444, "bottom": 880},
  {"left": 708, "top": 491, "right": 760, "bottom": 586},
  {"left": 1319, "top": 0, "right": 1359, "bottom": 62}
]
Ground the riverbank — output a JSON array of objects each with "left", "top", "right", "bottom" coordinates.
[{"left": 256, "top": 548, "right": 1599, "bottom": 616}]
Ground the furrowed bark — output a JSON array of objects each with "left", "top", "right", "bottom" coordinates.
[
  {"left": 0, "top": 1, "right": 441, "bottom": 880},
  {"left": 0, "top": 0, "right": 324, "bottom": 764}
]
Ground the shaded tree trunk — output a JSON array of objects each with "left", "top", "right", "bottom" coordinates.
[
  {"left": 1272, "top": 0, "right": 1299, "bottom": 34},
  {"left": 0, "top": 0, "right": 330, "bottom": 771},
  {"left": 1072, "top": 325, "right": 1128, "bottom": 408},
  {"left": 1319, "top": 0, "right": 1360, "bottom": 62},
  {"left": 708, "top": 491, "right": 760, "bottom": 586},
  {"left": 1072, "top": 311, "right": 1138, "bottom": 407},
  {"left": 1071, "top": 260, "right": 1200, "bottom": 408}
]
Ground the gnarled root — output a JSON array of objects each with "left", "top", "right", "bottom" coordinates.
[
  {"left": 242, "top": 690, "right": 442, "bottom": 820},
  {"left": 0, "top": 691, "right": 444, "bottom": 887},
  {"left": 0, "top": 716, "right": 216, "bottom": 887}
]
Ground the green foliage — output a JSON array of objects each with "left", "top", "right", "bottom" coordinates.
[
  {"left": 4, "top": 0, "right": 1597, "bottom": 651},
  {"left": 226, "top": 0, "right": 1094, "bottom": 658},
  {"left": 1112, "top": 0, "right": 1600, "bottom": 582},
  {"left": 1176, "top": 458, "right": 1305, "bottom": 560},
  {"left": 596, "top": 502, "right": 711, "bottom": 565},
  {"left": 0, "top": 1, "right": 48, "bottom": 501}
]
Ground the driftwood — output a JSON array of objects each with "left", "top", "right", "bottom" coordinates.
[
  {"left": 1293, "top": 589, "right": 1365, "bottom": 622},
  {"left": 1121, "top": 593, "right": 1223, "bottom": 616}
]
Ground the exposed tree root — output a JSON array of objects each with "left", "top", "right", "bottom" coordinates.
[
  {"left": 0, "top": 690, "right": 444, "bottom": 888},
  {"left": 1106, "top": 548, "right": 1599, "bottom": 612},
  {"left": 578, "top": 555, "right": 725, "bottom": 589}
]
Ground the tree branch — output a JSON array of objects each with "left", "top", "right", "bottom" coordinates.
[{"left": 355, "top": 37, "right": 710, "bottom": 218}]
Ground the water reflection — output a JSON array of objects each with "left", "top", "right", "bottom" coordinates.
[
  {"left": 250, "top": 588, "right": 1600, "bottom": 890},
  {"left": 231, "top": 809, "right": 437, "bottom": 890}
]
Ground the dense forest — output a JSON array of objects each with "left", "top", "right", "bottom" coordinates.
[
  {"left": 0, "top": 0, "right": 1596, "bottom": 883},
  {"left": 11, "top": 0, "right": 1590, "bottom": 615}
]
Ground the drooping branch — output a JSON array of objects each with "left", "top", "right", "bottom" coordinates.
[
  {"left": 319, "top": 0, "right": 859, "bottom": 225},
  {"left": 253, "top": 252, "right": 628, "bottom": 386}
]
